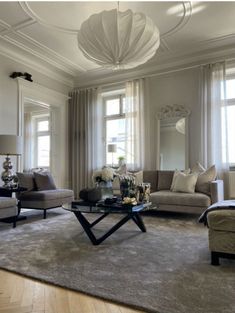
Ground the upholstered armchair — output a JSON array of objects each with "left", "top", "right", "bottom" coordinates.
[{"left": 16, "top": 171, "right": 74, "bottom": 219}]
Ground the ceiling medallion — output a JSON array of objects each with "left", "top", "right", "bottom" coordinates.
[{"left": 77, "top": 9, "right": 160, "bottom": 70}]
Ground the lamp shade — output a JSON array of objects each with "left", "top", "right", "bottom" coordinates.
[
  {"left": 0, "top": 135, "right": 23, "bottom": 155},
  {"left": 108, "top": 144, "right": 117, "bottom": 153},
  {"left": 77, "top": 9, "right": 160, "bottom": 70}
]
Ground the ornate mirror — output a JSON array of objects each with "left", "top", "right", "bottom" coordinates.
[{"left": 156, "top": 104, "right": 190, "bottom": 170}]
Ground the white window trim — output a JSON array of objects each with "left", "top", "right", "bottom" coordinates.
[
  {"left": 103, "top": 93, "right": 125, "bottom": 166},
  {"left": 32, "top": 114, "right": 50, "bottom": 169}
]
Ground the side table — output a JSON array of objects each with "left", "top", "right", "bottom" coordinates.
[{"left": 0, "top": 186, "right": 27, "bottom": 222}]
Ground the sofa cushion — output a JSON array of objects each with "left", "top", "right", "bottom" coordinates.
[
  {"left": 18, "top": 189, "right": 74, "bottom": 201},
  {"left": 150, "top": 190, "right": 211, "bottom": 207},
  {"left": 191, "top": 162, "right": 205, "bottom": 173},
  {"left": 17, "top": 172, "right": 35, "bottom": 191},
  {"left": 193, "top": 165, "right": 217, "bottom": 195},
  {"left": 172, "top": 172, "right": 198, "bottom": 193},
  {"left": 34, "top": 171, "right": 57, "bottom": 191},
  {"left": 143, "top": 171, "right": 158, "bottom": 192},
  {"left": 157, "top": 170, "right": 174, "bottom": 191},
  {"left": 0, "top": 197, "right": 17, "bottom": 209},
  {"left": 207, "top": 210, "right": 235, "bottom": 232}
]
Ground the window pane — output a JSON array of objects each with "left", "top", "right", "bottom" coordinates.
[
  {"left": 122, "top": 97, "right": 126, "bottom": 113},
  {"left": 222, "top": 105, "right": 235, "bottom": 164},
  {"left": 106, "top": 98, "right": 120, "bottom": 116},
  {"left": 106, "top": 118, "right": 125, "bottom": 165},
  {"left": 37, "top": 135, "right": 50, "bottom": 167},
  {"left": 37, "top": 120, "right": 49, "bottom": 131}
]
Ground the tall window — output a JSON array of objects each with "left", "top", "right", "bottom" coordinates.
[
  {"left": 222, "top": 78, "right": 235, "bottom": 165},
  {"left": 33, "top": 115, "right": 50, "bottom": 168},
  {"left": 103, "top": 94, "right": 126, "bottom": 166}
]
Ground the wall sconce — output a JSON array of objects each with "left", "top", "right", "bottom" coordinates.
[{"left": 10, "top": 72, "right": 33, "bottom": 82}]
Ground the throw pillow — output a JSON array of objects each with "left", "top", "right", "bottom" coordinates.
[
  {"left": 194, "top": 165, "right": 217, "bottom": 195},
  {"left": 170, "top": 168, "right": 191, "bottom": 191},
  {"left": 172, "top": 172, "right": 198, "bottom": 193},
  {"left": 157, "top": 170, "right": 175, "bottom": 190},
  {"left": 116, "top": 164, "right": 127, "bottom": 175},
  {"left": 191, "top": 162, "right": 205, "bottom": 173},
  {"left": 133, "top": 171, "right": 143, "bottom": 186},
  {"left": 16, "top": 172, "right": 35, "bottom": 191},
  {"left": 34, "top": 171, "right": 57, "bottom": 191}
]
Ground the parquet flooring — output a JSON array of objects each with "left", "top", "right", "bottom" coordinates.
[{"left": 0, "top": 270, "right": 144, "bottom": 313}]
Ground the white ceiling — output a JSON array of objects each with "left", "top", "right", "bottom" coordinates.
[{"left": 0, "top": 1, "right": 235, "bottom": 87}]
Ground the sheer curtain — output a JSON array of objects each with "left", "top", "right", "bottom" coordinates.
[
  {"left": 125, "top": 78, "right": 151, "bottom": 171},
  {"left": 68, "top": 88, "right": 103, "bottom": 198},
  {"left": 200, "top": 62, "right": 229, "bottom": 179},
  {"left": 23, "top": 112, "right": 33, "bottom": 171}
]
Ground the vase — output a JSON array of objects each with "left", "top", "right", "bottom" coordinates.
[{"left": 97, "top": 181, "right": 113, "bottom": 199}]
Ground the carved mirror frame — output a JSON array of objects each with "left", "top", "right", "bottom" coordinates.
[{"left": 156, "top": 104, "right": 191, "bottom": 170}]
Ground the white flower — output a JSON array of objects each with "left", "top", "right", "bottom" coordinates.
[{"left": 92, "top": 167, "right": 114, "bottom": 183}]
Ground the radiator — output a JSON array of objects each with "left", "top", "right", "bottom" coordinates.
[{"left": 228, "top": 171, "right": 235, "bottom": 199}]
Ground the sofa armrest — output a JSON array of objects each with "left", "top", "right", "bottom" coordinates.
[{"left": 210, "top": 180, "right": 224, "bottom": 204}]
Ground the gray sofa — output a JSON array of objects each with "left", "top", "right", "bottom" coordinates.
[
  {"left": 143, "top": 170, "right": 224, "bottom": 214},
  {"left": 0, "top": 197, "right": 18, "bottom": 227}
]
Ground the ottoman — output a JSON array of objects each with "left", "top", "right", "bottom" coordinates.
[{"left": 207, "top": 209, "right": 235, "bottom": 265}]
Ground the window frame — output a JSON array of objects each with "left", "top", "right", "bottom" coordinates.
[
  {"left": 222, "top": 74, "right": 235, "bottom": 166},
  {"left": 103, "top": 93, "right": 126, "bottom": 166},
  {"left": 32, "top": 114, "right": 51, "bottom": 169}
]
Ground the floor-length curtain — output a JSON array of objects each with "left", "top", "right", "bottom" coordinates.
[
  {"left": 68, "top": 88, "right": 103, "bottom": 198},
  {"left": 125, "top": 78, "right": 151, "bottom": 171},
  {"left": 200, "top": 62, "right": 229, "bottom": 179}
]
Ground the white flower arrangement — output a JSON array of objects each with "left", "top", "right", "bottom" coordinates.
[{"left": 92, "top": 167, "right": 115, "bottom": 184}]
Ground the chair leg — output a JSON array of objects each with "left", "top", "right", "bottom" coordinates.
[
  {"left": 13, "top": 216, "right": 17, "bottom": 228},
  {"left": 211, "top": 251, "right": 220, "bottom": 266},
  {"left": 43, "top": 210, "right": 47, "bottom": 219}
]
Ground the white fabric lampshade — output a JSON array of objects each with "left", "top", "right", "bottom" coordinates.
[
  {"left": 108, "top": 144, "right": 117, "bottom": 153},
  {"left": 0, "top": 135, "right": 23, "bottom": 155},
  {"left": 77, "top": 9, "right": 160, "bottom": 70}
]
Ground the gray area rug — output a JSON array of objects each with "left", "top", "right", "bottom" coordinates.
[{"left": 0, "top": 209, "right": 235, "bottom": 313}]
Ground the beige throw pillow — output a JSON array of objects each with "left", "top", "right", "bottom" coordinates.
[
  {"left": 191, "top": 162, "right": 205, "bottom": 173},
  {"left": 172, "top": 172, "right": 198, "bottom": 193},
  {"left": 194, "top": 165, "right": 217, "bottom": 195},
  {"left": 170, "top": 169, "right": 191, "bottom": 191}
]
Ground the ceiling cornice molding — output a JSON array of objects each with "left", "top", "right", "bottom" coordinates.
[
  {"left": 74, "top": 45, "right": 235, "bottom": 88},
  {"left": 0, "top": 40, "right": 74, "bottom": 88},
  {"left": 0, "top": 17, "right": 86, "bottom": 75}
]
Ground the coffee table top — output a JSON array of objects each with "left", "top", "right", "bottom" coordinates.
[{"left": 63, "top": 199, "right": 152, "bottom": 214}]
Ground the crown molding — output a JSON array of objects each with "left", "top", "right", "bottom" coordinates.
[
  {"left": 0, "top": 17, "right": 86, "bottom": 75},
  {"left": 0, "top": 39, "right": 74, "bottom": 88},
  {"left": 74, "top": 44, "right": 235, "bottom": 88}
]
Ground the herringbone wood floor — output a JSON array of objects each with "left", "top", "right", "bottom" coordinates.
[{"left": 0, "top": 269, "right": 144, "bottom": 313}]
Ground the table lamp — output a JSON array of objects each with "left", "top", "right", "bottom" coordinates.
[
  {"left": 108, "top": 144, "right": 117, "bottom": 167},
  {"left": 0, "top": 135, "right": 23, "bottom": 187}
]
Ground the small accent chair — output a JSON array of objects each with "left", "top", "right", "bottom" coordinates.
[
  {"left": 16, "top": 171, "right": 74, "bottom": 219},
  {"left": 0, "top": 197, "right": 18, "bottom": 227}
]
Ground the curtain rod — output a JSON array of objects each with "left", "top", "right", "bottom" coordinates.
[{"left": 74, "top": 56, "right": 235, "bottom": 90}]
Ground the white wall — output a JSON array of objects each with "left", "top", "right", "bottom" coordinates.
[
  {"left": 147, "top": 67, "right": 201, "bottom": 169},
  {"left": 0, "top": 54, "right": 71, "bottom": 187}
]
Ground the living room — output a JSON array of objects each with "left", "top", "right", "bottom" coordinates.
[{"left": 0, "top": 1, "right": 235, "bottom": 313}]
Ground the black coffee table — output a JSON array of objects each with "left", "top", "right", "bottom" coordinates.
[{"left": 63, "top": 200, "right": 151, "bottom": 245}]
